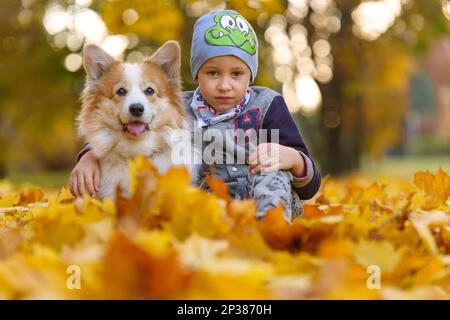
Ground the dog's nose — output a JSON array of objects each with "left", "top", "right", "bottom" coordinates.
[{"left": 129, "top": 103, "right": 144, "bottom": 117}]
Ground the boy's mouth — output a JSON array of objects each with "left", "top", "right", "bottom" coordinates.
[{"left": 215, "top": 96, "right": 233, "bottom": 100}]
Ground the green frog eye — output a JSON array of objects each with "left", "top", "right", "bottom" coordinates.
[
  {"left": 220, "top": 15, "right": 235, "bottom": 29},
  {"left": 236, "top": 17, "right": 249, "bottom": 34}
]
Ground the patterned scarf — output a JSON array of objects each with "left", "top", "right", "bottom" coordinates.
[{"left": 190, "top": 88, "right": 252, "bottom": 128}]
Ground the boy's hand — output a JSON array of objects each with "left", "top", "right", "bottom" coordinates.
[
  {"left": 69, "top": 150, "right": 100, "bottom": 197},
  {"left": 248, "top": 143, "right": 305, "bottom": 177}
]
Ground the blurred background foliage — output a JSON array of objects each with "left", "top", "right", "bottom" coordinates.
[{"left": 0, "top": 0, "right": 449, "bottom": 185}]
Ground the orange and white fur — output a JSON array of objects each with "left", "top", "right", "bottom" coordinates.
[{"left": 77, "top": 41, "right": 186, "bottom": 199}]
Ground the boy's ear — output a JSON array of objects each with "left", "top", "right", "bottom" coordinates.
[
  {"left": 148, "top": 40, "right": 181, "bottom": 87},
  {"left": 83, "top": 44, "right": 115, "bottom": 81}
]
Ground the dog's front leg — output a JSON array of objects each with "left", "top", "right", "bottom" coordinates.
[
  {"left": 151, "top": 152, "right": 172, "bottom": 175},
  {"left": 98, "top": 155, "right": 130, "bottom": 200}
]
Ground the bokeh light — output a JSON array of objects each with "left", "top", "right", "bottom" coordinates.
[
  {"left": 18, "top": 9, "right": 33, "bottom": 26},
  {"left": 443, "top": 0, "right": 450, "bottom": 20},
  {"left": 64, "top": 53, "right": 83, "bottom": 72},
  {"left": 74, "top": 9, "right": 107, "bottom": 43},
  {"left": 42, "top": 1, "right": 134, "bottom": 72},
  {"left": 43, "top": 4, "right": 70, "bottom": 35},
  {"left": 75, "top": 0, "right": 92, "bottom": 7},
  {"left": 352, "top": 0, "right": 404, "bottom": 41},
  {"left": 295, "top": 75, "right": 322, "bottom": 114},
  {"left": 122, "top": 8, "right": 139, "bottom": 26},
  {"left": 101, "top": 35, "right": 129, "bottom": 58}
]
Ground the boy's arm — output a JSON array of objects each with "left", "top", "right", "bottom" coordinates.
[
  {"left": 76, "top": 143, "right": 92, "bottom": 163},
  {"left": 262, "top": 95, "right": 321, "bottom": 200}
]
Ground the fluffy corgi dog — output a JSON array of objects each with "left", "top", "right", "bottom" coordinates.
[{"left": 77, "top": 41, "right": 186, "bottom": 199}]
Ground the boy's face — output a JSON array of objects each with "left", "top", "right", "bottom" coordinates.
[{"left": 197, "top": 55, "right": 251, "bottom": 114}]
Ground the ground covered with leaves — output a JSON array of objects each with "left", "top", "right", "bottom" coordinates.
[{"left": 0, "top": 157, "right": 449, "bottom": 299}]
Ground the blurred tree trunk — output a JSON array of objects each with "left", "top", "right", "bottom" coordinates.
[
  {"left": 0, "top": 157, "right": 6, "bottom": 179},
  {"left": 318, "top": 3, "right": 364, "bottom": 175}
]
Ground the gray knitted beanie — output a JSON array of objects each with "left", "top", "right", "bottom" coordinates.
[{"left": 190, "top": 10, "right": 258, "bottom": 82}]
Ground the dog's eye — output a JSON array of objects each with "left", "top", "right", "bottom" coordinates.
[
  {"left": 116, "top": 88, "right": 127, "bottom": 96},
  {"left": 144, "top": 87, "right": 155, "bottom": 96}
]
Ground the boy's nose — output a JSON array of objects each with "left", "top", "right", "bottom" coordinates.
[{"left": 218, "top": 78, "right": 232, "bottom": 91}]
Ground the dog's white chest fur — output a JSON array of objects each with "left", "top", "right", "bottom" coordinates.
[
  {"left": 91, "top": 129, "right": 173, "bottom": 199},
  {"left": 97, "top": 150, "right": 171, "bottom": 200},
  {"left": 97, "top": 154, "right": 130, "bottom": 200}
]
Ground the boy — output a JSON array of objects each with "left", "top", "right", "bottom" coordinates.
[{"left": 71, "top": 9, "right": 321, "bottom": 222}]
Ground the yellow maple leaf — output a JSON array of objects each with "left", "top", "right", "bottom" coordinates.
[
  {"left": 414, "top": 169, "right": 450, "bottom": 202},
  {"left": 18, "top": 188, "right": 46, "bottom": 206},
  {"left": 352, "top": 240, "right": 404, "bottom": 273},
  {"left": 0, "top": 192, "right": 19, "bottom": 208},
  {"left": 101, "top": 232, "right": 191, "bottom": 299}
]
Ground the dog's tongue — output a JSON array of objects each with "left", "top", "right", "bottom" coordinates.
[{"left": 127, "top": 123, "right": 146, "bottom": 137}]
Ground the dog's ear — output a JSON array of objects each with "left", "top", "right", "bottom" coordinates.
[
  {"left": 83, "top": 44, "right": 115, "bottom": 81},
  {"left": 149, "top": 40, "right": 181, "bottom": 87}
]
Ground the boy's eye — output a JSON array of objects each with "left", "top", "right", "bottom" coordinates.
[
  {"left": 207, "top": 71, "right": 218, "bottom": 76},
  {"left": 232, "top": 71, "right": 243, "bottom": 77},
  {"left": 116, "top": 88, "right": 127, "bottom": 96}
]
